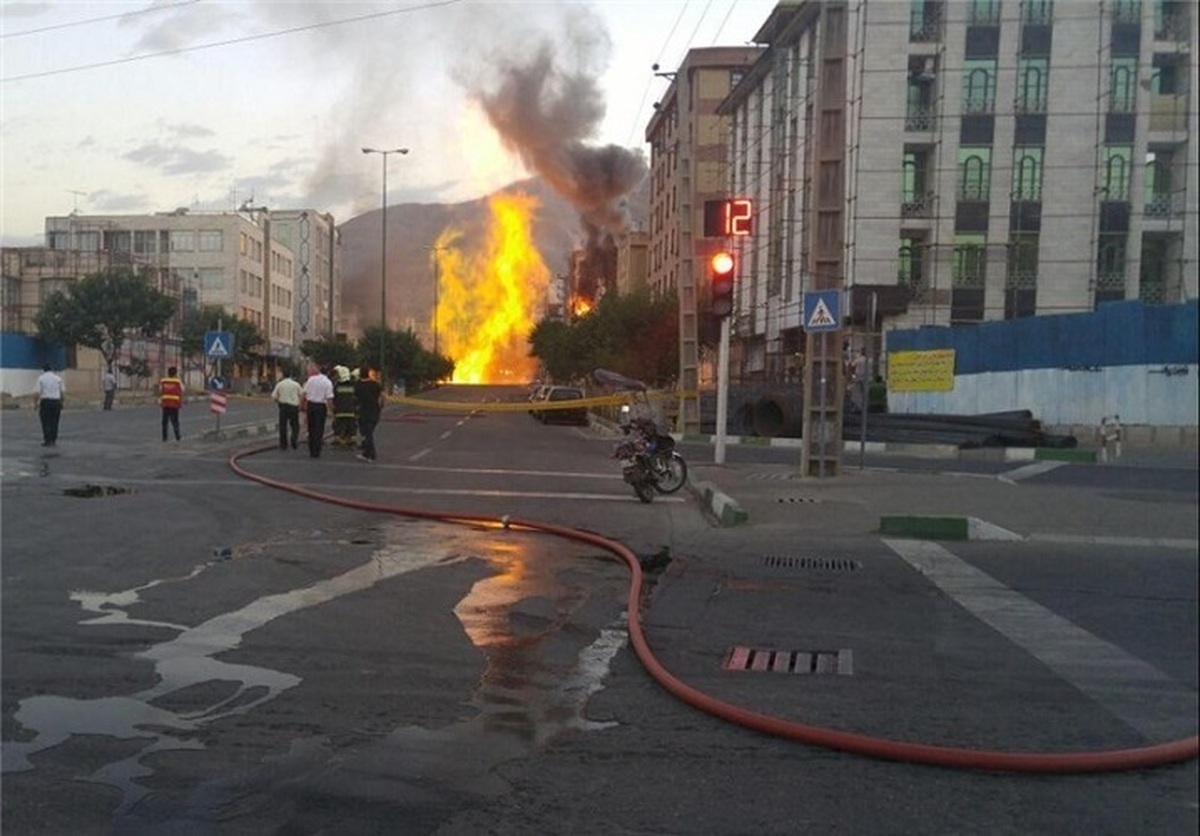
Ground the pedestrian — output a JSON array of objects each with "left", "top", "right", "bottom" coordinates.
[
  {"left": 301, "top": 365, "right": 334, "bottom": 458},
  {"left": 354, "top": 365, "right": 384, "bottom": 463},
  {"left": 331, "top": 365, "right": 358, "bottom": 448},
  {"left": 35, "top": 363, "right": 64, "bottom": 447},
  {"left": 102, "top": 367, "right": 117, "bottom": 411},
  {"left": 159, "top": 366, "right": 183, "bottom": 441},
  {"left": 271, "top": 370, "right": 303, "bottom": 450}
]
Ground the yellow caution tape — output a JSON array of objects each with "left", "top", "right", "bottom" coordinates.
[{"left": 390, "top": 390, "right": 694, "bottom": 412}]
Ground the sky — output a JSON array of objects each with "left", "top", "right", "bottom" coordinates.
[{"left": 0, "top": 0, "right": 779, "bottom": 247}]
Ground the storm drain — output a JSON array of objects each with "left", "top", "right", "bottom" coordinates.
[
  {"left": 724, "top": 646, "right": 853, "bottom": 675},
  {"left": 762, "top": 555, "right": 862, "bottom": 572},
  {"left": 776, "top": 496, "right": 821, "bottom": 504},
  {"left": 62, "top": 484, "right": 131, "bottom": 498}
]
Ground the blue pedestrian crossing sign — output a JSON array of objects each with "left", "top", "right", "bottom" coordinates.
[
  {"left": 204, "top": 331, "right": 234, "bottom": 359},
  {"left": 803, "top": 290, "right": 841, "bottom": 333}
]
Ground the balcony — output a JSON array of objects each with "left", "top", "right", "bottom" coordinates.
[
  {"left": 1144, "top": 191, "right": 1185, "bottom": 218},
  {"left": 905, "top": 106, "right": 937, "bottom": 132},
  {"left": 901, "top": 191, "right": 936, "bottom": 218}
]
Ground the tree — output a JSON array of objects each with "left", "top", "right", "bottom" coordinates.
[
  {"left": 181, "top": 305, "right": 265, "bottom": 370},
  {"left": 299, "top": 335, "right": 359, "bottom": 372},
  {"left": 34, "top": 268, "right": 175, "bottom": 372},
  {"left": 356, "top": 326, "right": 451, "bottom": 391},
  {"left": 527, "top": 287, "right": 679, "bottom": 387}
]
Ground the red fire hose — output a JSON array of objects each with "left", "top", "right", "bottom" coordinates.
[{"left": 229, "top": 443, "right": 1198, "bottom": 774}]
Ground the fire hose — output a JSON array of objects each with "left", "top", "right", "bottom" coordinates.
[{"left": 229, "top": 442, "right": 1198, "bottom": 774}]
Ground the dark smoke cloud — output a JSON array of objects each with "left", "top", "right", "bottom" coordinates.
[{"left": 466, "top": 7, "right": 647, "bottom": 241}]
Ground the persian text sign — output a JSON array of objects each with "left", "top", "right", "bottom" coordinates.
[{"left": 888, "top": 349, "right": 956, "bottom": 392}]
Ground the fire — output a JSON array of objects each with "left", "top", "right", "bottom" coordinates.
[
  {"left": 570, "top": 295, "right": 593, "bottom": 318},
  {"left": 434, "top": 191, "right": 550, "bottom": 383}
]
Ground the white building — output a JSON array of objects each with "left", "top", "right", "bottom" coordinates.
[{"left": 718, "top": 0, "right": 1197, "bottom": 381}]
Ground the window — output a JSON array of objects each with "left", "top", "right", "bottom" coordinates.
[
  {"left": 910, "top": 0, "right": 944, "bottom": 41},
  {"left": 1005, "top": 233, "right": 1039, "bottom": 319},
  {"left": 197, "top": 267, "right": 223, "bottom": 290},
  {"left": 1103, "top": 145, "right": 1133, "bottom": 201},
  {"left": 134, "top": 230, "right": 157, "bottom": 254},
  {"left": 969, "top": 0, "right": 1001, "bottom": 25},
  {"left": 1015, "top": 57, "right": 1048, "bottom": 112},
  {"left": 898, "top": 238, "right": 926, "bottom": 290},
  {"left": 169, "top": 230, "right": 195, "bottom": 252},
  {"left": 1108, "top": 58, "right": 1137, "bottom": 112},
  {"left": 1095, "top": 233, "right": 1127, "bottom": 304},
  {"left": 963, "top": 59, "right": 997, "bottom": 113},
  {"left": 1012, "top": 146, "right": 1043, "bottom": 200},
  {"left": 198, "top": 230, "right": 223, "bottom": 252},
  {"left": 1144, "top": 149, "right": 1178, "bottom": 215},
  {"left": 958, "top": 148, "right": 992, "bottom": 201},
  {"left": 953, "top": 234, "right": 988, "bottom": 287},
  {"left": 902, "top": 148, "right": 933, "bottom": 212},
  {"left": 952, "top": 234, "right": 987, "bottom": 321},
  {"left": 1021, "top": 0, "right": 1053, "bottom": 24},
  {"left": 1112, "top": 0, "right": 1141, "bottom": 23}
]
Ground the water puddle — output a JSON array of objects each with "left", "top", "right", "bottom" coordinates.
[{"left": 3, "top": 521, "right": 629, "bottom": 822}]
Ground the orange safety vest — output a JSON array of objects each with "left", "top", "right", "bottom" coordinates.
[{"left": 159, "top": 376, "right": 183, "bottom": 409}]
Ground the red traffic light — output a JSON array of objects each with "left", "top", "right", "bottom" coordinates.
[
  {"left": 710, "top": 250, "right": 735, "bottom": 317},
  {"left": 710, "top": 251, "right": 735, "bottom": 276}
]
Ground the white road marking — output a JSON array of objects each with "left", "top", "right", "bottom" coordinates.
[
  {"left": 999, "top": 460, "right": 1067, "bottom": 483},
  {"left": 884, "top": 538, "right": 1198, "bottom": 741},
  {"left": 1028, "top": 533, "right": 1200, "bottom": 550}
]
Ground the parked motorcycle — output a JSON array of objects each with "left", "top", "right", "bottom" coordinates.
[{"left": 595, "top": 369, "right": 688, "bottom": 503}]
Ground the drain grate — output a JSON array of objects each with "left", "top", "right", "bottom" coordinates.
[
  {"left": 62, "top": 484, "right": 131, "bottom": 498},
  {"left": 762, "top": 555, "right": 862, "bottom": 572},
  {"left": 776, "top": 496, "right": 820, "bottom": 504},
  {"left": 724, "top": 646, "right": 853, "bottom": 675}
]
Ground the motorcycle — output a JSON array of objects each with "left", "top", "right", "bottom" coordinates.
[{"left": 595, "top": 369, "right": 688, "bottom": 503}]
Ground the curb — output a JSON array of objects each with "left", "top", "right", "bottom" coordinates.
[
  {"left": 689, "top": 479, "right": 749, "bottom": 527},
  {"left": 878, "top": 515, "right": 1023, "bottom": 541}
]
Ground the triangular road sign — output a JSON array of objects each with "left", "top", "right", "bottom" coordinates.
[
  {"left": 208, "top": 337, "right": 229, "bottom": 357},
  {"left": 807, "top": 299, "right": 836, "bottom": 329}
]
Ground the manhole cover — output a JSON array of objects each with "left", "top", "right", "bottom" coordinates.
[
  {"left": 724, "top": 646, "right": 853, "bottom": 675},
  {"left": 762, "top": 555, "right": 862, "bottom": 571}
]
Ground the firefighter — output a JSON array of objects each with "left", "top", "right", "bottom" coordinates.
[{"left": 331, "top": 365, "right": 358, "bottom": 448}]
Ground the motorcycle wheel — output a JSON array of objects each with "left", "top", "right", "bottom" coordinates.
[
  {"left": 653, "top": 452, "right": 688, "bottom": 494},
  {"left": 633, "top": 481, "right": 656, "bottom": 503}
]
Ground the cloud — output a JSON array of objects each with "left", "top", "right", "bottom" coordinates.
[
  {"left": 123, "top": 142, "right": 232, "bottom": 176},
  {"left": 122, "top": 2, "right": 244, "bottom": 54},
  {"left": 90, "top": 189, "right": 152, "bottom": 214}
]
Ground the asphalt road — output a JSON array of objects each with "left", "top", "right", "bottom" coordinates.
[{"left": 2, "top": 387, "right": 1196, "bottom": 834}]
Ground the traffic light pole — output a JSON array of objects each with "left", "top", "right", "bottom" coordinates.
[{"left": 714, "top": 313, "right": 730, "bottom": 464}]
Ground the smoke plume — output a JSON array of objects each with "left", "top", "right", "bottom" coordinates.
[{"left": 463, "top": 5, "right": 647, "bottom": 295}]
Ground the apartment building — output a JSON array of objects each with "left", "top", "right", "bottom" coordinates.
[
  {"left": 718, "top": 0, "right": 1196, "bottom": 381},
  {"left": 268, "top": 210, "right": 342, "bottom": 343},
  {"left": 646, "top": 45, "right": 766, "bottom": 432}
]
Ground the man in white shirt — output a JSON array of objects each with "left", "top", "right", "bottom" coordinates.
[
  {"left": 271, "top": 371, "right": 304, "bottom": 451},
  {"left": 35, "top": 364, "right": 65, "bottom": 446},
  {"left": 300, "top": 366, "right": 335, "bottom": 458},
  {"left": 102, "top": 368, "right": 117, "bottom": 411}
]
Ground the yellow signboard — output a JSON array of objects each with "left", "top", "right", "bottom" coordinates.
[{"left": 888, "top": 349, "right": 956, "bottom": 392}]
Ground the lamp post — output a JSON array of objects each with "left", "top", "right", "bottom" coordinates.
[
  {"left": 362, "top": 146, "right": 409, "bottom": 383},
  {"left": 427, "top": 245, "right": 448, "bottom": 357}
]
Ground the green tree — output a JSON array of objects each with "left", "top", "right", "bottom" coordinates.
[
  {"left": 527, "top": 287, "right": 679, "bottom": 387},
  {"left": 356, "top": 326, "right": 451, "bottom": 391},
  {"left": 299, "top": 335, "right": 359, "bottom": 372},
  {"left": 181, "top": 305, "right": 265, "bottom": 370},
  {"left": 34, "top": 268, "right": 175, "bottom": 372}
]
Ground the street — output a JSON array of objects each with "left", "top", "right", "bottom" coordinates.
[{"left": 2, "top": 387, "right": 1197, "bottom": 834}]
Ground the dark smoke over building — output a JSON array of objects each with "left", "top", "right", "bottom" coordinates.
[{"left": 470, "top": 16, "right": 647, "bottom": 300}]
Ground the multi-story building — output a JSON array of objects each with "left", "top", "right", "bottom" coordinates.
[
  {"left": 646, "top": 45, "right": 766, "bottom": 432},
  {"left": 1, "top": 208, "right": 343, "bottom": 393},
  {"left": 717, "top": 0, "right": 1196, "bottom": 382},
  {"left": 268, "top": 210, "right": 342, "bottom": 344}
]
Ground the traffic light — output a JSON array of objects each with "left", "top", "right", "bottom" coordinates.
[{"left": 710, "top": 250, "right": 735, "bottom": 317}]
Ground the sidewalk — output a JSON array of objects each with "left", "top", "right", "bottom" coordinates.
[{"left": 684, "top": 446, "right": 1200, "bottom": 546}]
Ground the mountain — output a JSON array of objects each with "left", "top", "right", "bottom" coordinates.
[{"left": 339, "top": 177, "right": 583, "bottom": 338}]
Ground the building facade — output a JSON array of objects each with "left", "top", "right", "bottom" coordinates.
[
  {"left": 646, "top": 45, "right": 766, "bottom": 432},
  {"left": 718, "top": 0, "right": 1197, "bottom": 382}
]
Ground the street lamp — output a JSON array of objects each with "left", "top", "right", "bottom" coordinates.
[
  {"left": 362, "top": 146, "right": 409, "bottom": 383},
  {"left": 427, "top": 245, "right": 449, "bottom": 357}
]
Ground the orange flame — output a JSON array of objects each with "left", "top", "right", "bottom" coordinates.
[
  {"left": 434, "top": 192, "right": 550, "bottom": 384},
  {"left": 570, "top": 295, "right": 593, "bottom": 318}
]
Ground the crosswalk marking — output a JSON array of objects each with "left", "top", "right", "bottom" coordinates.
[{"left": 884, "top": 538, "right": 1197, "bottom": 741}]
